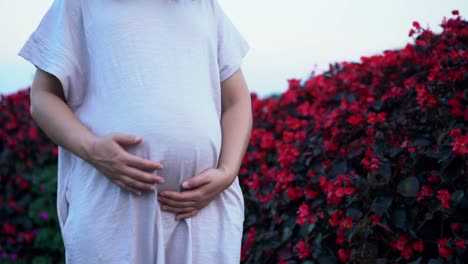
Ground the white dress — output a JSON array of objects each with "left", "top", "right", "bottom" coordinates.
[{"left": 18, "top": 0, "right": 250, "bottom": 263}]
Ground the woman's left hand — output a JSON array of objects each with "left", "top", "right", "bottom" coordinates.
[{"left": 157, "top": 167, "right": 234, "bottom": 220}]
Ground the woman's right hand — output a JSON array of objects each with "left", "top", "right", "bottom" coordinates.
[{"left": 84, "top": 132, "right": 165, "bottom": 195}]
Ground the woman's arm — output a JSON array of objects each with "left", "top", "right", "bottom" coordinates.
[
  {"left": 30, "top": 68, "right": 165, "bottom": 195},
  {"left": 157, "top": 68, "right": 253, "bottom": 220},
  {"left": 30, "top": 67, "right": 96, "bottom": 159},
  {"left": 216, "top": 68, "right": 253, "bottom": 184}
]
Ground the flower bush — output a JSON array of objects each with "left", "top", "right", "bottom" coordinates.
[
  {"left": 0, "top": 89, "right": 62, "bottom": 263},
  {"left": 1, "top": 10, "right": 467, "bottom": 264},
  {"left": 240, "top": 11, "right": 467, "bottom": 263}
]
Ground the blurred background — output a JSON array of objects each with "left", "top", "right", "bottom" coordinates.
[{"left": 1, "top": 0, "right": 467, "bottom": 98}]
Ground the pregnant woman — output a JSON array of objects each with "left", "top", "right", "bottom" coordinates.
[{"left": 18, "top": 0, "right": 252, "bottom": 263}]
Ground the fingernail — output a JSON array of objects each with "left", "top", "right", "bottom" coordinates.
[
  {"left": 182, "top": 182, "right": 189, "bottom": 188},
  {"left": 134, "top": 137, "right": 142, "bottom": 142}
]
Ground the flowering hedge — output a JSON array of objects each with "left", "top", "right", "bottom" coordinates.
[
  {"left": 1, "top": 10, "right": 467, "bottom": 264},
  {"left": 240, "top": 11, "right": 467, "bottom": 263},
  {"left": 0, "top": 89, "right": 62, "bottom": 263}
]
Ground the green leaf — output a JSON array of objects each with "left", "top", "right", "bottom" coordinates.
[
  {"left": 373, "top": 141, "right": 385, "bottom": 156},
  {"left": 389, "top": 147, "right": 401, "bottom": 158},
  {"left": 427, "top": 258, "right": 444, "bottom": 264},
  {"left": 346, "top": 208, "right": 363, "bottom": 220},
  {"left": 328, "top": 160, "right": 347, "bottom": 177},
  {"left": 377, "top": 162, "right": 391, "bottom": 178},
  {"left": 408, "top": 257, "right": 422, "bottom": 264},
  {"left": 282, "top": 227, "right": 293, "bottom": 241},
  {"left": 317, "top": 251, "right": 337, "bottom": 264},
  {"left": 452, "top": 190, "right": 464, "bottom": 206},
  {"left": 397, "top": 177, "right": 420, "bottom": 197},
  {"left": 307, "top": 223, "right": 316, "bottom": 234},
  {"left": 437, "top": 148, "right": 453, "bottom": 163},
  {"left": 32, "top": 256, "right": 52, "bottom": 264},
  {"left": 371, "top": 196, "right": 393, "bottom": 214},
  {"left": 392, "top": 209, "right": 407, "bottom": 229},
  {"left": 413, "top": 139, "right": 431, "bottom": 147}
]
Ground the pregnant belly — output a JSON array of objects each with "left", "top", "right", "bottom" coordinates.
[
  {"left": 78, "top": 104, "right": 222, "bottom": 192},
  {"left": 124, "top": 128, "right": 221, "bottom": 192}
]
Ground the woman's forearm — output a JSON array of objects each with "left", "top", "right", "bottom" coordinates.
[
  {"left": 216, "top": 100, "right": 253, "bottom": 185},
  {"left": 30, "top": 76, "right": 96, "bottom": 161}
]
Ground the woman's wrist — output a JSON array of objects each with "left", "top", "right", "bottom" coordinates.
[
  {"left": 78, "top": 133, "right": 98, "bottom": 162},
  {"left": 217, "top": 164, "right": 238, "bottom": 189}
]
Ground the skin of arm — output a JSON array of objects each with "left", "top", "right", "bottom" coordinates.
[
  {"left": 157, "top": 68, "right": 253, "bottom": 220},
  {"left": 29, "top": 67, "right": 165, "bottom": 195},
  {"left": 29, "top": 67, "right": 96, "bottom": 160}
]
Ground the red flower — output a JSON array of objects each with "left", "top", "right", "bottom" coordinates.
[
  {"left": 28, "top": 127, "right": 38, "bottom": 139},
  {"left": 452, "top": 10, "right": 459, "bottom": 15},
  {"left": 367, "top": 112, "right": 387, "bottom": 125},
  {"left": 437, "top": 189, "right": 452, "bottom": 209},
  {"left": 370, "top": 158, "right": 380, "bottom": 171},
  {"left": 19, "top": 231, "right": 35, "bottom": 244},
  {"left": 394, "top": 235, "right": 408, "bottom": 251},
  {"left": 296, "top": 202, "right": 315, "bottom": 226},
  {"left": 417, "top": 185, "right": 433, "bottom": 201},
  {"left": 288, "top": 78, "right": 302, "bottom": 89},
  {"left": 246, "top": 227, "right": 256, "bottom": 246},
  {"left": 3, "top": 222, "right": 16, "bottom": 235},
  {"left": 335, "top": 187, "right": 345, "bottom": 197},
  {"left": 260, "top": 132, "right": 275, "bottom": 149},
  {"left": 427, "top": 175, "right": 441, "bottom": 185},
  {"left": 329, "top": 211, "right": 343, "bottom": 227},
  {"left": 17, "top": 176, "right": 30, "bottom": 190},
  {"left": 438, "top": 244, "right": 454, "bottom": 259},
  {"left": 448, "top": 98, "right": 464, "bottom": 118},
  {"left": 324, "top": 140, "right": 338, "bottom": 152},
  {"left": 295, "top": 130, "right": 306, "bottom": 142},
  {"left": 367, "top": 113, "right": 378, "bottom": 125},
  {"left": 304, "top": 189, "right": 319, "bottom": 200},
  {"left": 347, "top": 115, "right": 364, "bottom": 126},
  {"left": 449, "top": 128, "right": 462, "bottom": 138},
  {"left": 283, "top": 131, "right": 295, "bottom": 143},
  {"left": 415, "top": 85, "right": 437, "bottom": 109},
  {"left": 307, "top": 171, "right": 316, "bottom": 178},
  {"left": 454, "top": 239, "right": 466, "bottom": 249},
  {"left": 338, "top": 248, "right": 350, "bottom": 263},
  {"left": 401, "top": 246, "right": 413, "bottom": 260},
  {"left": 413, "top": 21, "right": 421, "bottom": 30},
  {"left": 296, "top": 240, "right": 312, "bottom": 259},
  {"left": 246, "top": 173, "right": 260, "bottom": 190},
  {"left": 287, "top": 187, "right": 303, "bottom": 200},
  {"left": 370, "top": 214, "right": 382, "bottom": 223},
  {"left": 411, "top": 241, "right": 424, "bottom": 252},
  {"left": 451, "top": 223, "right": 461, "bottom": 232},
  {"left": 339, "top": 217, "right": 353, "bottom": 229},
  {"left": 344, "top": 187, "right": 355, "bottom": 195},
  {"left": 451, "top": 135, "right": 468, "bottom": 155},
  {"left": 297, "top": 102, "right": 312, "bottom": 117},
  {"left": 401, "top": 136, "right": 409, "bottom": 148}
]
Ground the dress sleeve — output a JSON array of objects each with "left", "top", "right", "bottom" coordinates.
[
  {"left": 213, "top": 0, "right": 251, "bottom": 83},
  {"left": 17, "top": 0, "right": 88, "bottom": 110}
]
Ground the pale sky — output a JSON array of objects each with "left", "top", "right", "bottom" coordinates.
[{"left": 1, "top": 0, "right": 467, "bottom": 98}]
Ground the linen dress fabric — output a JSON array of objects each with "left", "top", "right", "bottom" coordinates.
[{"left": 18, "top": 0, "right": 250, "bottom": 263}]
